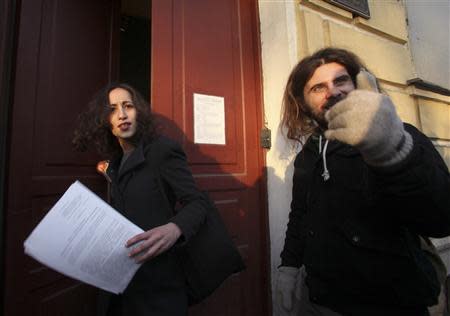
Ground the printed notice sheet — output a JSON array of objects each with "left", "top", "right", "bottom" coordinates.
[
  {"left": 193, "top": 93, "right": 226, "bottom": 145},
  {"left": 24, "top": 181, "right": 144, "bottom": 294}
]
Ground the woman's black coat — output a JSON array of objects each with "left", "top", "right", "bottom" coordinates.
[{"left": 99, "top": 135, "right": 208, "bottom": 316}]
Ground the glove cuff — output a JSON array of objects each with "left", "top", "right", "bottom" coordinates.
[
  {"left": 278, "top": 266, "right": 300, "bottom": 277},
  {"left": 364, "top": 131, "right": 413, "bottom": 167}
]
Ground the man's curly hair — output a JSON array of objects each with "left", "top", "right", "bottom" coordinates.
[
  {"left": 72, "top": 82, "right": 156, "bottom": 159},
  {"left": 281, "top": 47, "right": 374, "bottom": 142}
]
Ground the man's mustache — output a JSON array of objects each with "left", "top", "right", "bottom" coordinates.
[{"left": 324, "top": 94, "right": 345, "bottom": 110}]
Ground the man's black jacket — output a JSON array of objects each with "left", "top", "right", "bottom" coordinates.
[{"left": 281, "top": 123, "right": 450, "bottom": 315}]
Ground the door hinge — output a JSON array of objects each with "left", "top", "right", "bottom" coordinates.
[{"left": 260, "top": 127, "right": 271, "bottom": 149}]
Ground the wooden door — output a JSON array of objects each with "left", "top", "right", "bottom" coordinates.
[
  {"left": 4, "top": 0, "right": 270, "bottom": 315},
  {"left": 3, "top": 0, "right": 118, "bottom": 315},
  {"left": 152, "top": 1, "right": 270, "bottom": 315}
]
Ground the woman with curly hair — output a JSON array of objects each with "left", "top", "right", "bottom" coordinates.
[{"left": 73, "top": 83, "right": 207, "bottom": 316}]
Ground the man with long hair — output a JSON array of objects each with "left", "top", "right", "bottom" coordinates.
[
  {"left": 276, "top": 48, "right": 450, "bottom": 316},
  {"left": 73, "top": 83, "right": 208, "bottom": 316}
]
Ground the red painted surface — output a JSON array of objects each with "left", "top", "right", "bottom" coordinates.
[
  {"left": 4, "top": 0, "right": 269, "bottom": 315},
  {"left": 4, "top": 1, "right": 118, "bottom": 315},
  {"left": 152, "top": 1, "right": 270, "bottom": 315}
]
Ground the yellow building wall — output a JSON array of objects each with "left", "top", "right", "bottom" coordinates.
[{"left": 296, "top": 0, "right": 450, "bottom": 167}]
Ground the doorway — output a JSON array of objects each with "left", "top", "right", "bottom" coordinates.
[
  {"left": 2, "top": 0, "right": 269, "bottom": 315},
  {"left": 120, "top": 0, "right": 151, "bottom": 100}
]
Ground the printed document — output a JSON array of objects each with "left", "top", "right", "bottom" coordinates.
[{"left": 24, "top": 181, "right": 143, "bottom": 294}]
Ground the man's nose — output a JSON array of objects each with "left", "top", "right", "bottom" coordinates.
[{"left": 326, "top": 84, "right": 343, "bottom": 99}]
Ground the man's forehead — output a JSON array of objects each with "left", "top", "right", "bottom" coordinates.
[{"left": 306, "top": 62, "right": 350, "bottom": 86}]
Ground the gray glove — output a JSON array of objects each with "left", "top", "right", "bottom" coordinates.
[
  {"left": 275, "top": 266, "right": 300, "bottom": 314},
  {"left": 324, "top": 70, "right": 413, "bottom": 166}
]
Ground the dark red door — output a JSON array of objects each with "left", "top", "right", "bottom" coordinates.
[
  {"left": 152, "top": 1, "right": 270, "bottom": 315},
  {"left": 3, "top": 0, "right": 118, "bottom": 315},
  {"left": 4, "top": 0, "right": 270, "bottom": 315}
]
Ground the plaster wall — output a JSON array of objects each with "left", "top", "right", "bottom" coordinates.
[
  {"left": 258, "top": 2, "right": 300, "bottom": 313},
  {"left": 405, "top": 0, "right": 450, "bottom": 89}
]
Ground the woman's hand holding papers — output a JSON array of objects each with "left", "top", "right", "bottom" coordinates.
[{"left": 126, "top": 223, "right": 182, "bottom": 263}]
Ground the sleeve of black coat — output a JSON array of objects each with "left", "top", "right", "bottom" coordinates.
[
  {"left": 158, "top": 140, "right": 208, "bottom": 242},
  {"left": 280, "top": 153, "right": 308, "bottom": 268},
  {"left": 370, "top": 123, "right": 450, "bottom": 237}
]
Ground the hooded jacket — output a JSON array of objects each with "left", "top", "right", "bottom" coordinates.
[{"left": 281, "top": 123, "right": 450, "bottom": 316}]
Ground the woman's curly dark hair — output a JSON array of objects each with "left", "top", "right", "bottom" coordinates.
[{"left": 72, "top": 82, "right": 156, "bottom": 159}]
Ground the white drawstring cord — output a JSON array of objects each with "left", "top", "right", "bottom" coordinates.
[
  {"left": 322, "top": 140, "right": 330, "bottom": 181},
  {"left": 319, "top": 135, "right": 322, "bottom": 154},
  {"left": 319, "top": 135, "right": 330, "bottom": 181}
]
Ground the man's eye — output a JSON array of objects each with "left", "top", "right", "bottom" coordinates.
[
  {"left": 312, "top": 86, "right": 325, "bottom": 93},
  {"left": 334, "top": 76, "right": 352, "bottom": 86}
]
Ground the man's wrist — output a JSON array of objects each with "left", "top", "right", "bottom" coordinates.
[{"left": 363, "top": 131, "right": 413, "bottom": 167}]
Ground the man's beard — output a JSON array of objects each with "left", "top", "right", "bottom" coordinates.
[
  {"left": 323, "top": 94, "right": 344, "bottom": 110},
  {"left": 309, "top": 109, "right": 328, "bottom": 131},
  {"left": 306, "top": 94, "right": 345, "bottom": 131}
]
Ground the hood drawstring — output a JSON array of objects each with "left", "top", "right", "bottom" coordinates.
[{"left": 319, "top": 135, "right": 330, "bottom": 181}]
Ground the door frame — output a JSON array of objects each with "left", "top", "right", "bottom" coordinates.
[{"left": 0, "top": 0, "right": 18, "bottom": 313}]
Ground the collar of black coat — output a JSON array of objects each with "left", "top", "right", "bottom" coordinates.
[
  {"left": 304, "top": 133, "right": 359, "bottom": 157},
  {"left": 107, "top": 142, "right": 147, "bottom": 181}
]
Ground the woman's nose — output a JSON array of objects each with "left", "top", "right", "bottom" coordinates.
[{"left": 118, "top": 106, "right": 128, "bottom": 119}]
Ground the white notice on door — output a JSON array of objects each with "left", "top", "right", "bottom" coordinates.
[
  {"left": 23, "top": 181, "right": 143, "bottom": 294},
  {"left": 193, "top": 93, "right": 226, "bottom": 145}
]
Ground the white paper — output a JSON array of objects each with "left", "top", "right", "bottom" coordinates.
[
  {"left": 193, "top": 93, "right": 226, "bottom": 145},
  {"left": 24, "top": 181, "right": 144, "bottom": 294}
]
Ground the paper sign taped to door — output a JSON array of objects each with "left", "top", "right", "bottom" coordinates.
[{"left": 193, "top": 93, "right": 226, "bottom": 145}]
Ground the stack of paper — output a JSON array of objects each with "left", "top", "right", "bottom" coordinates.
[{"left": 24, "top": 181, "right": 143, "bottom": 294}]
